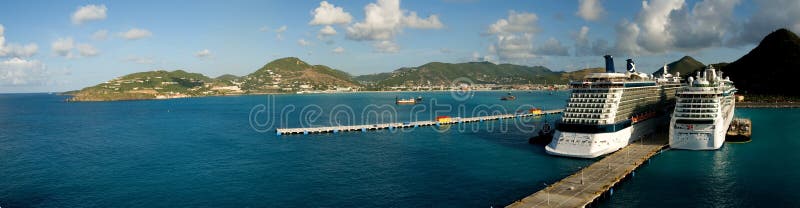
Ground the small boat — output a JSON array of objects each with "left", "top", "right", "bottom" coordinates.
[
  {"left": 529, "top": 122, "right": 555, "bottom": 145},
  {"left": 396, "top": 96, "right": 416, "bottom": 104},
  {"left": 500, "top": 92, "right": 516, "bottom": 101},
  {"left": 415, "top": 96, "right": 423, "bottom": 101}
]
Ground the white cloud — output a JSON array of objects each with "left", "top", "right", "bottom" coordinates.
[
  {"left": 318, "top": 25, "right": 337, "bottom": 37},
  {"left": 491, "top": 33, "right": 536, "bottom": 60},
  {"left": 0, "top": 58, "right": 48, "bottom": 86},
  {"left": 576, "top": 0, "right": 605, "bottom": 21},
  {"left": 194, "top": 49, "right": 212, "bottom": 58},
  {"left": 332, "top": 46, "right": 345, "bottom": 54},
  {"left": 730, "top": 0, "right": 800, "bottom": 45},
  {"left": 310, "top": 1, "right": 353, "bottom": 25},
  {"left": 51, "top": 37, "right": 75, "bottom": 57},
  {"left": 119, "top": 28, "right": 152, "bottom": 40},
  {"left": 373, "top": 40, "right": 399, "bottom": 53},
  {"left": 0, "top": 24, "right": 39, "bottom": 58},
  {"left": 259, "top": 26, "right": 269, "bottom": 32},
  {"left": 71, "top": 4, "right": 107, "bottom": 25},
  {"left": 611, "top": 0, "right": 743, "bottom": 54},
  {"left": 91, "top": 29, "right": 108, "bottom": 40},
  {"left": 487, "top": 11, "right": 538, "bottom": 35},
  {"left": 275, "top": 25, "right": 287, "bottom": 40},
  {"left": 297, "top": 39, "right": 312, "bottom": 46},
  {"left": 574, "top": 26, "right": 611, "bottom": 56},
  {"left": 536, "top": 37, "right": 569, "bottom": 56},
  {"left": 345, "top": 0, "right": 444, "bottom": 51},
  {"left": 403, "top": 12, "right": 443, "bottom": 29},
  {"left": 77, "top": 43, "right": 99, "bottom": 57}
]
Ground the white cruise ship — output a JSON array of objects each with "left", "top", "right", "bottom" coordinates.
[
  {"left": 669, "top": 65, "right": 736, "bottom": 150},
  {"left": 545, "top": 55, "right": 682, "bottom": 158}
]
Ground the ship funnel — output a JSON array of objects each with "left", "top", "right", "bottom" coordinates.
[
  {"left": 626, "top": 59, "right": 636, "bottom": 72},
  {"left": 604, "top": 55, "right": 615, "bottom": 73}
]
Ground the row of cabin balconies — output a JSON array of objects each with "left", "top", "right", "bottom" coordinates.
[
  {"left": 567, "top": 103, "right": 611, "bottom": 108},
  {"left": 678, "top": 98, "right": 719, "bottom": 103},
  {"left": 563, "top": 113, "right": 610, "bottom": 119},
  {"left": 562, "top": 119, "right": 607, "bottom": 125},
  {"left": 676, "top": 108, "right": 718, "bottom": 113},
  {"left": 565, "top": 108, "right": 610, "bottom": 114},
  {"left": 674, "top": 113, "right": 716, "bottom": 119},
  {"left": 677, "top": 104, "right": 719, "bottom": 109},
  {"left": 568, "top": 98, "right": 615, "bottom": 104},
  {"left": 570, "top": 93, "right": 616, "bottom": 99}
]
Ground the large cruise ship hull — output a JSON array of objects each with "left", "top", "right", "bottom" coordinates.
[
  {"left": 546, "top": 115, "right": 668, "bottom": 158},
  {"left": 669, "top": 103, "right": 735, "bottom": 150}
]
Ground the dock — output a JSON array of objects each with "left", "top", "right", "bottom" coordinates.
[
  {"left": 507, "top": 133, "right": 669, "bottom": 208},
  {"left": 275, "top": 109, "right": 564, "bottom": 135}
]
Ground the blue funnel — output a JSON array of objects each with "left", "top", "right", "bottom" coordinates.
[{"left": 604, "top": 55, "right": 615, "bottom": 73}]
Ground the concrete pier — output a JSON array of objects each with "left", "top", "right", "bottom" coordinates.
[
  {"left": 507, "top": 134, "right": 669, "bottom": 208},
  {"left": 275, "top": 109, "right": 564, "bottom": 135}
]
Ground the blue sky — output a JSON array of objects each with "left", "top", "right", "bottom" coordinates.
[{"left": 0, "top": 0, "right": 798, "bottom": 92}]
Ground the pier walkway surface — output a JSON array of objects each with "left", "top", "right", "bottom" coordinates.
[
  {"left": 276, "top": 109, "right": 564, "bottom": 135},
  {"left": 507, "top": 134, "right": 669, "bottom": 208}
]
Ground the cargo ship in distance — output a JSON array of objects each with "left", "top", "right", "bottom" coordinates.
[
  {"left": 545, "top": 55, "right": 682, "bottom": 158},
  {"left": 669, "top": 65, "right": 736, "bottom": 150}
]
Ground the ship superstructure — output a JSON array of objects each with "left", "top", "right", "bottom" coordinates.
[
  {"left": 546, "top": 55, "right": 681, "bottom": 158},
  {"left": 669, "top": 65, "right": 736, "bottom": 150}
]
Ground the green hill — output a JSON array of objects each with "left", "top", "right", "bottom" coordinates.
[
  {"left": 70, "top": 70, "right": 215, "bottom": 101},
  {"left": 241, "top": 57, "right": 361, "bottom": 92},
  {"left": 357, "top": 61, "right": 571, "bottom": 88},
  {"left": 652, "top": 56, "right": 705, "bottom": 78},
  {"left": 722, "top": 28, "right": 800, "bottom": 96}
]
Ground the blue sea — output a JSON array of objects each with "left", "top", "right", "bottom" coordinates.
[{"left": 1, "top": 92, "right": 799, "bottom": 207}]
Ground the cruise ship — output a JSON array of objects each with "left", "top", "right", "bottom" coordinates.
[
  {"left": 669, "top": 65, "right": 736, "bottom": 150},
  {"left": 545, "top": 55, "right": 682, "bottom": 158}
]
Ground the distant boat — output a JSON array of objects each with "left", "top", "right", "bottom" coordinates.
[
  {"left": 500, "top": 92, "right": 516, "bottom": 101},
  {"left": 396, "top": 96, "right": 416, "bottom": 104},
  {"left": 415, "top": 96, "right": 423, "bottom": 101}
]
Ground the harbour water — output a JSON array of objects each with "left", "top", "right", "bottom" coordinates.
[{"left": 1, "top": 93, "right": 799, "bottom": 207}]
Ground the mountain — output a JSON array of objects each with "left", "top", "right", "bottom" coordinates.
[
  {"left": 215, "top": 74, "right": 241, "bottom": 81},
  {"left": 721, "top": 28, "right": 800, "bottom": 96},
  {"left": 241, "top": 57, "right": 361, "bottom": 92},
  {"left": 69, "top": 70, "right": 215, "bottom": 101},
  {"left": 652, "top": 56, "right": 705, "bottom": 77},
  {"left": 355, "top": 61, "right": 573, "bottom": 88}
]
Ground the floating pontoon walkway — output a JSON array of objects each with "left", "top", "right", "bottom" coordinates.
[
  {"left": 507, "top": 134, "right": 669, "bottom": 208},
  {"left": 275, "top": 109, "right": 564, "bottom": 135}
]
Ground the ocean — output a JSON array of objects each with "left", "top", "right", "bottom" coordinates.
[{"left": 0, "top": 92, "right": 798, "bottom": 207}]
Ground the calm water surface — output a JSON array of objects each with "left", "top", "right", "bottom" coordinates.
[{"left": 0, "top": 92, "right": 798, "bottom": 207}]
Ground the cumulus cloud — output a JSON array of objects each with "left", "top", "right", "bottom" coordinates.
[
  {"left": 297, "top": 39, "right": 312, "bottom": 46},
  {"left": 332, "top": 46, "right": 345, "bottom": 54},
  {"left": 77, "top": 43, "right": 99, "bottom": 57},
  {"left": 195, "top": 49, "right": 211, "bottom": 58},
  {"left": 91, "top": 29, "right": 108, "bottom": 40},
  {"left": 373, "top": 40, "right": 399, "bottom": 53},
  {"left": 310, "top": 1, "right": 353, "bottom": 25},
  {"left": 403, "top": 12, "right": 443, "bottom": 29},
  {"left": 51, "top": 37, "right": 100, "bottom": 58},
  {"left": 318, "top": 25, "right": 337, "bottom": 38},
  {"left": 119, "top": 28, "right": 152, "bottom": 40},
  {"left": 0, "top": 25, "right": 39, "bottom": 58},
  {"left": 51, "top": 37, "right": 75, "bottom": 57},
  {"left": 612, "top": 0, "right": 742, "bottom": 55},
  {"left": 71, "top": 4, "right": 107, "bottom": 25},
  {"left": 536, "top": 38, "right": 569, "bottom": 56},
  {"left": 730, "top": 0, "right": 800, "bottom": 46},
  {"left": 0, "top": 58, "right": 48, "bottom": 86},
  {"left": 574, "top": 26, "right": 611, "bottom": 56},
  {"left": 345, "top": 0, "right": 444, "bottom": 51},
  {"left": 487, "top": 11, "right": 538, "bottom": 35},
  {"left": 576, "top": 0, "right": 605, "bottom": 21}
]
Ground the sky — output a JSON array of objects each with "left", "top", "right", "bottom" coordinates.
[{"left": 0, "top": 0, "right": 799, "bottom": 93}]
